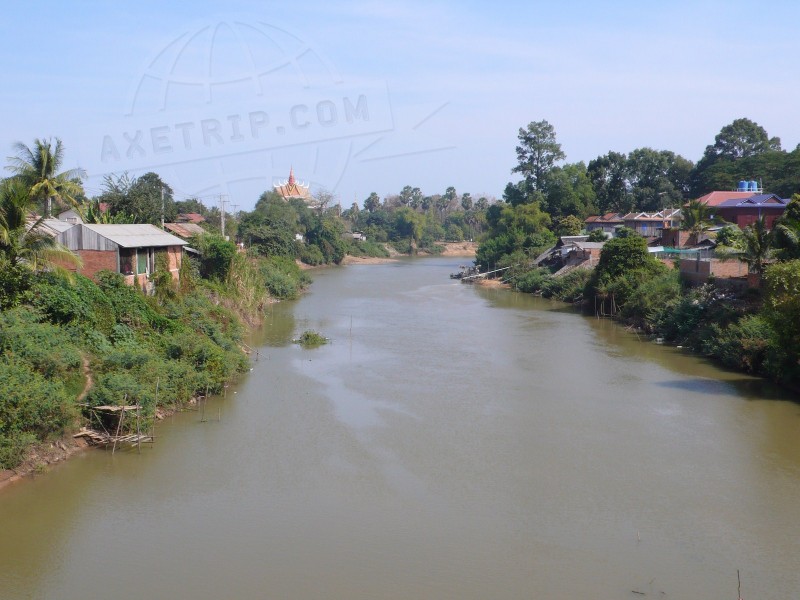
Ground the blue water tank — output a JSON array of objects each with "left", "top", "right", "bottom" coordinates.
[
  {"left": 749, "top": 180, "right": 758, "bottom": 192},
  {"left": 738, "top": 180, "right": 748, "bottom": 191}
]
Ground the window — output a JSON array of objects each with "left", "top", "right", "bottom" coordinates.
[{"left": 119, "top": 248, "right": 135, "bottom": 275}]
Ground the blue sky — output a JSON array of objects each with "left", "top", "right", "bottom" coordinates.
[{"left": 2, "top": 0, "right": 799, "bottom": 210}]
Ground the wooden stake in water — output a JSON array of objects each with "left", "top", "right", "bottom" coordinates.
[{"left": 201, "top": 385, "right": 208, "bottom": 422}]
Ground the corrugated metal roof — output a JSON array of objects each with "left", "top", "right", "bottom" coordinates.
[
  {"left": 38, "top": 219, "right": 76, "bottom": 236},
  {"left": 82, "top": 224, "right": 188, "bottom": 248},
  {"left": 164, "top": 222, "right": 206, "bottom": 238}
]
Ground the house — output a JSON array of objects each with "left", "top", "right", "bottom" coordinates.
[
  {"left": 621, "top": 209, "right": 680, "bottom": 237},
  {"left": 57, "top": 203, "right": 109, "bottom": 224},
  {"left": 164, "top": 222, "right": 206, "bottom": 239},
  {"left": 584, "top": 213, "right": 623, "bottom": 237},
  {"left": 55, "top": 224, "right": 187, "bottom": 288},
  {"left": 175, "top": 212, "right": 206, "bottom": 224},
  {"left": 713, "top": 194, "right": 788, "bottom": 229},
  {"left": 695, "top": 190, "right": 758, "bottom": 208}
]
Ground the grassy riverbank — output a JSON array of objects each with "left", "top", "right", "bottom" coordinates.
[{"left": 0, "top": 252, "right": 310, "bottom": 476}]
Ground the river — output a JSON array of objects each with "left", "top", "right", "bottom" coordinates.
[{"left": 1, "top": 257, "right": 798, "bottom": 599}]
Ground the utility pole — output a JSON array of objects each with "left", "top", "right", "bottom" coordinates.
[
  {"left": 219, "top": 195, "right": 228, "bottom": 239},
  {"left": 160, "top": 186, "right": 165, "bottom": 229}
]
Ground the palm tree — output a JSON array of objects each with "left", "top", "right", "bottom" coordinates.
[
  {"left": 740, "top": 216, "right": 773, "bottom": 277},
  {"left": 680, "top": 199, "right": 712, "bottom": 237},
  {"left": 0, "top": 178, "right": 81, "bottom": 271},
  {"left": 6, "top": 137, "right": 86, "bottom": 217}
]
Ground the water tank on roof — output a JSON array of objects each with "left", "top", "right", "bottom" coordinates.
[
  {"left": 738, "top": 180, "right": 748, "bottom": 191},
  {"left": 749, "top": 180, "right": 758, "bottom": 192}
]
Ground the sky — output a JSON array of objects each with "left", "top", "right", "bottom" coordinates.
[{"left": 2, "top": 0, "right": 799, "bottom": 211}]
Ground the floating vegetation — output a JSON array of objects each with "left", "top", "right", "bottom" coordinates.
[{"left": 294, "top": 330, "right": 328, "bottom": 348}]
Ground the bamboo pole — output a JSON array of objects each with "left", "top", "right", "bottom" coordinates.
[{"left": 112, "top": 394, "right": 127, "bottom": 455}]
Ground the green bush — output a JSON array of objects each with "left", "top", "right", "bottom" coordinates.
[
  {"left": 0, "top": 359, "right": 75, "bottom": 469},
  {"left": 703, "top": 315, "right": 780, "bottom": 375},
  {"left": 0, "top": 307, "right": 82, "bottom": 379},
  {"left": 300, "top": 244, "right": 325, "bottom": 265},
  {"left": 620, "top": 269, "right": 682, "bottom": 330},
  {"left": 541, "top": 268, "right": 592, "bottom": 302},
  {"left": 513, "top": 267, "right": 551, "bottom": 293}
]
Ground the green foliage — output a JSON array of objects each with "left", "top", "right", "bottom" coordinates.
[
  {"left": 0, "top": 262, "right": 33, "bottom": 309},
  {"left": 191, "top": 233, "right": 237, "bottom": 281},
  {"left": 259, "top": 256, "right": 310, "bottom": 300},
  {"left": 6, "top": 137, "right": 86, "bottom": 217},
  {"left": 553, "top": 214, "right": 584, "bottom": 236},
  {"left": 715, "top": 225, "right": 744, "bottom": 250},
  {"left": 593, "top": 235, "right": 652, "bottom": 281},
  {"left": 0, "top": 307, "right": 82, "bottom": 379},
  {"left": 294, "top": 330, "right": 327, "bottom": 348},
  {"left": 619, "top": 269, "right": 682, "bottom": 329},
  {"left": 512, "top": 120, "right": 566, "bottom": 191},
  {"left": 98, "top": 172, "right": 176, "bottom": 225},
  {"left": 300, "top": 244, "right": 325, "bottom": 265},
  {"left": 702, "top": 315, "right": 780, "bottom": 375},
  {"left": 541, "top": 268, "right": 592, "bottom": 302},
  {"left": 587, "top": 229, "right": 608, "bottom": 242},
  {"left": 346, "top": 239, "right": 389, "bottom": 258},
  {"left": 761, "top": 260, "right": 800, "bottom": 382},
  {"left": 0, "top": 358, "right": 75, "bottom": 468},
  {"left": 513, "top": 267, "right": 551, "bottom": 293}
]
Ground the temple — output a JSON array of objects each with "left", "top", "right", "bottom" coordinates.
[{"left": 273, "top": 168, "right": 311, "bottom": 201}]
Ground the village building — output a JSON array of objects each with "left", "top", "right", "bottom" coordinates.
[
  {"left": 584, "top": 213, "right": 623, "bottom": 237},
  {"left": 175, "top": 212, "right": 206, "bottom": 224},
  {"left": 164, "top": 222, "right": 206, "bottom": 240},
  {"left": 55, "top": 223, "right": 186, "bottom": 288},
  {"left": 713, "top": 194, "right": 788, "bottom": 230}
]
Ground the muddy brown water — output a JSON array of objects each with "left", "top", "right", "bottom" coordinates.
[{"left": 1, "top": 257, "right": 798, "bottom": 599}]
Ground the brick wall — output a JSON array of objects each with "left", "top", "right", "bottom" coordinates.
[
  {"left": 679, "top": 257, "right": 748, "bottom": 285},
  {"left": 167, "top": 245, "right": 182, "bottom": 281},
  {"left": 76, "top": 250, "right": 118, "bottom": 281}
]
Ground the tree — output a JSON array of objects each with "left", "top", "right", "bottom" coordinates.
[
  {"left": 740, "top": 217, "right": 774, "bottom": 276},
  {"left": 773, "top": 194, "right": 800, "bottom": 260},
  {"left": 6, "top": 137, "right": 86, "bottom": 217},
  {"left": 690, "top": 118, "right": 783, "bottom": 196},
  {"left": 461, "top": 192, "right": 473, "bottom": 211},
  {"left": 399, "top": 185, "right": 414, "bottom": 206},
  {"left": 704, "top": 118, "right": 781, "bottom": 161},
  {"left": 512, "top": 120, "right": 565, "bottom": 191},
  {"left": 588, "top": 151, "right": 630, "bottom": 214},
  {"left": 99, "top": 172, "right": 176, "bottom": 225},
  {"left": 364, "top": 192, "right": 380, "bottom": 212},
  {"left": 762, "top": 260, "right": 800, "bottom": 381},
  {"left": 0, "top": 178, "right": 80, "bottom": 272},
  {"left": 680, "top": 199, "right": 712, "bottom": 236},
  {"left": 541, "top": 162, "right": 597, "bottom": 218},
  {"left": 553, "top": 214, "right": 584, "bottom": 236}
]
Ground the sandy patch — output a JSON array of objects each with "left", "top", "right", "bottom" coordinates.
[
  {"left": 438, "top": 241, "right": 478, "bottom": 257},
  {"left": 340, "top": 255, "right": 398, "bottom": 265},
  {"left": 474, "top": 278, "right": 511, "bottom": 289}
]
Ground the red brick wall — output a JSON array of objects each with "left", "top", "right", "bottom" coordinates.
[
  {"left": 76, "top": 250, "right": 118, "bottom": 281},
  {"left": 680, "top": 258, "right": 747, "bottom": 284},
  {"left": 167, "top": 246, "right": 182, "bottom": 281}
]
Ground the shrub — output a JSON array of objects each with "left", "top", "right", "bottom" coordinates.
[
  {"left": 300, "top": 244, "right": 325, "bottom": 265},
  {"left": 295, "top": 330, "right": 327, "bottom": 348},
  {"left": 703, "top": 315, "right": 780, "bottom": 375},
  {"left": 0, "top": 359, "right": 75, "bottom": 468}
]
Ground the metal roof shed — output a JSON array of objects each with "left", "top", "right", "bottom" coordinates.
[{"left": 57, "top": 224, "right": 188, "bottom": 251}]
